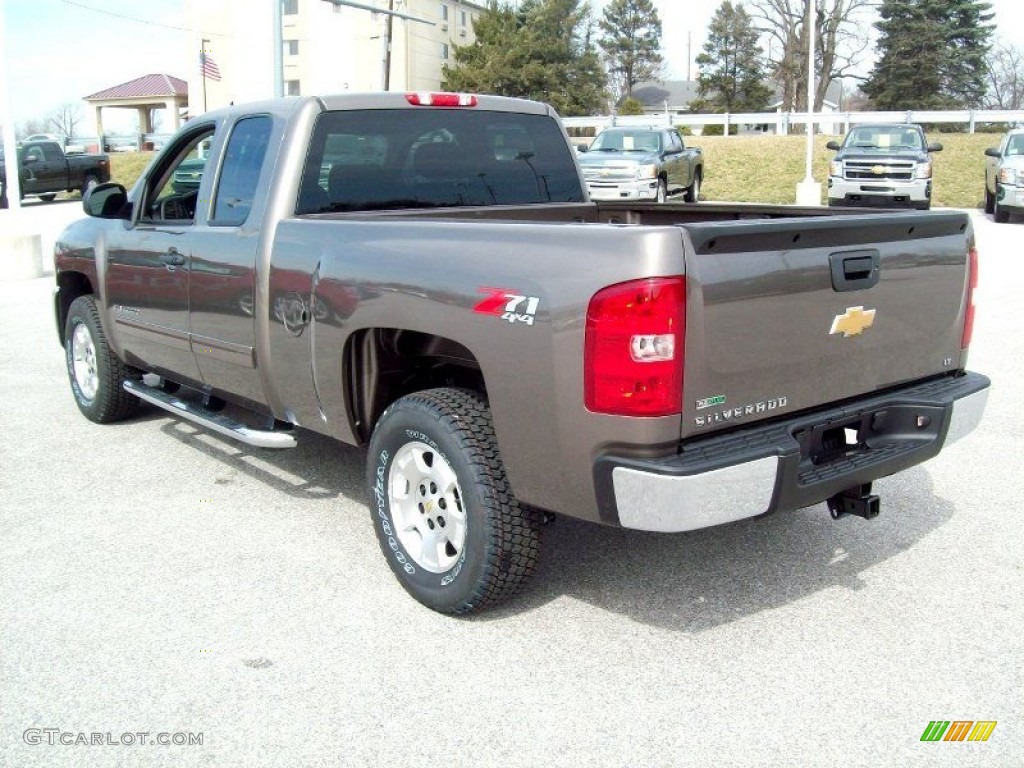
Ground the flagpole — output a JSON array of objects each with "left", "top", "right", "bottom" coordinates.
[{"left": 201, "top": 38, "right": 210, "bottom": 113}]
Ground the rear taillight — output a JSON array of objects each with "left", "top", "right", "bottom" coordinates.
[
  {"left": 405, "top": 92, "right": 478, "bottom": 107},
  {"left": 585, "top": 277, "right": 684, "bottom": 417},
  {"left": 962, "top": 246, "right": 978, "bottom": 349}
]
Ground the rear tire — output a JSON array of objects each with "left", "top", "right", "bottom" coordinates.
[
  {"left": 684, "top": 170, "right": 701, "bottom": 202},
  {"left": 80, "top": 173, "right": 99, "bottom": 198},
  {"left": 64, "top": 295, "right": 141, "bottom": 423},
  {"left": 39, "top": 193, "right": 57, "bottom": 202},
  {"left": 366, "top": 388, "right": 542, "bottom": 614}
]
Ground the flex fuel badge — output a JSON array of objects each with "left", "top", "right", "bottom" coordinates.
[{"left": 473, "top": 288, "right": 540, "bottom": 326}]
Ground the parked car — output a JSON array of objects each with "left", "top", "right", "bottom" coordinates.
[
  {"left": 826, "top": 123, "right": 942, "bottom": 209},
  {"left": 983, "top": 128, "right": 1024, "bottom": 223},
  {"left": 577, "top": 126, "right": 703, "bottom": 202},
  {"left": 22, "top": 133, "right": 87, "bottom": 155}
]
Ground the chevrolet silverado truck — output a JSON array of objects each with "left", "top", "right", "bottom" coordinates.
[
  {"left": 826, "top": 123, "right": 942, "bottom": 210},
  {"left": 983, "top": 128, "right": 1024, "bottom": 223},
  {"left": 577, "top": 126, "right": 702, "bottom": 202},
  {"left": 54, "top": 92, "right": 988, "bottom": 614},
  {"left": 0, "top": 140, "right": 110, "bottom": 206}
]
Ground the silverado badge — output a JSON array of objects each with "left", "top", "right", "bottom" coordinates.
[{"left": 830, "top": 306, "right": 876, "bottom": 338}]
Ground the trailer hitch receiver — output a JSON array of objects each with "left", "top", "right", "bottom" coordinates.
[{"left": 828, "top": 483, "right": 880, "bottom": 520}]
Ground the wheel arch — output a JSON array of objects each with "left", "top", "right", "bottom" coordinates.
[
  {"left": 55, "top": 271, "right": 95, "bottom": 345},
  {"left": 344, "top": 327, "right": 487, "bottom": 444}
]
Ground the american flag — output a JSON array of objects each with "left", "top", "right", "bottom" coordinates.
[{"left": 200, "top": 50, "right": 222, "bottom": 81}]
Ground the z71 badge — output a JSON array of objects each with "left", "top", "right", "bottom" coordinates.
[{"left": 473, "top": 288, "right": 541, "bottom": 326}]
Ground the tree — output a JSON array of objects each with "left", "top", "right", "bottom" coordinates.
[
  {"left": 695, "top": 1, "right": 773, "bottom": 113},
  {"left": 442, "top": 0, "right": 607, "bottom": 116},
  {"left": 864, "top": 0, "right": 993, "bottom": 110},
  {"left": 984, "top": 40, "right": 1024, "bottom": 109},
  {"left": 598, "top": 0, "right": 663, "bottom": 101},
  {"left": 49, "top": 103, "right": 83, "bottom": 137},
  {"left": 749, "top": 0, "right": 873, "bottom": 112}
]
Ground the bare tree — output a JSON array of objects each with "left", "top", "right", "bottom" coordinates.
[
  {"left": 18, "top": 116, "right": 50, "bottom": 137},
  {"left": 748, "top": 0, "right": 872, "bottom": 113},
  {"left": 985, "top": 40, "right": 1024, "bottom": 110},
  {"left": 49, "top": 103, "right": 83, "bottom": 137}
]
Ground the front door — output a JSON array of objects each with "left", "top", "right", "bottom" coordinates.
[{"left": 104, "top": 124, "right": 217, "bottom": 383}]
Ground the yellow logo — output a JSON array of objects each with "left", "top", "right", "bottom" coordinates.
[
  {"left": 872, "top": 165, "right": 887, "bottom": 175},
  {"left": 830, "top": 306, "right": 876, "bottom": 337}
]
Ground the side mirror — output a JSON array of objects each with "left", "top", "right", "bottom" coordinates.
[
  {"left": 927, "top": 142, "right": 943, "bottom": 152},
  {"left": 575, "top": 143, "right": 588, "bottom": 153},
  {"left": 985, "top": 147, "right": 1001, "bottom": 158},
  {"left": 826, "top": 140, "right": 841, "bottom": 151},
  {"left": 83, "top": 182, "right": 129, "bottom": 219}
]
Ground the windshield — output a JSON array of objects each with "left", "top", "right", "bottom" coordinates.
[
  {"left": 844, "top": 126, "right": 923, "bottom": 151},
  {"left": 589, "top": 130, "right": 662, "bottom": 153}
]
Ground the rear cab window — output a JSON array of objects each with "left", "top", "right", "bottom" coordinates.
[{"left": 296, "top": 109, "right": 584, "bottom": 213}]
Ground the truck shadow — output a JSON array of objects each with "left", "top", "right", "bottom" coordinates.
[
  {"left": 154, "top": 412, "right": 951, "bottom": 632},
  {"left": 506, "top": 466, "right": 953, "bottom": 631}
]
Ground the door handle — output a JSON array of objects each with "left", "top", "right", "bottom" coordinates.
[{"left": 162, "top": 249, "right": 186, "bottom": 267}]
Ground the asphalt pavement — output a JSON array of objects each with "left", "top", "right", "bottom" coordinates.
[{"left": 0, "top": 207, "right": 1020, "bottom": 767}]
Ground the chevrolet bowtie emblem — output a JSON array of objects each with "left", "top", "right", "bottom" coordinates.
[
  {"left": 871, "top": 165, "right": 886, "bottom": 175},
  {"left": 830, "top": 306, "right": 876, "bottom": 337}
]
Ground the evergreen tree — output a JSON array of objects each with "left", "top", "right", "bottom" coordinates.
[
  {"left": 442, "top": 0, "right": 607, "bottom": 115},
  {"left": 694, "top": 1, "right": 772, "bottom": 113},
  {"left": 598, "top": 0, "right": 664, "bottom": 101},
  {"left": 864, "top": 0, "right": 994, "bottom": 109}
]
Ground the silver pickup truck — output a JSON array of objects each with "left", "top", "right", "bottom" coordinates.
[
  {"left": 54, "top": 92, "right": 988, "bottom": 614},
  {"left": 577, "top": 126, "right": 703, "bottom": 202}
]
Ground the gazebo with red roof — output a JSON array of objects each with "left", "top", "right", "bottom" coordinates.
[{"left": 84, "top": 74, "right": 189, "bottom": 137}]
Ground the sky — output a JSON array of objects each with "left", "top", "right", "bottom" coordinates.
[{"left": 2, "top": 0, "right": 1024, "bottom": 133}]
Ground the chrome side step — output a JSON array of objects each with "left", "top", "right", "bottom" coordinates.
[{"left": 123, "top": 380, "right": 297, "bottom": 449}]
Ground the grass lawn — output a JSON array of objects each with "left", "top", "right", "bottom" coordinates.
[
  {"left": 688, "top": 132, "right": 997, "bottom": 209},
  {"left": 109, "top": 132, "right": 1001, "bottom": 211}
]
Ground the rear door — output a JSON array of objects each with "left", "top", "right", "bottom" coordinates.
[
  {"left": 678, "top": 212, "right": 972, "bottom": 438},
  {"left": 189, "top": 114, "right": 275, "bottom": 404}
]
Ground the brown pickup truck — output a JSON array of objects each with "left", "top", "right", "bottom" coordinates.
[
  {"left": 53, "top": 92, "right": 988, "bottom": 614},
  {"left": 0, "top": 140, "right": 110, "bottom": 206}
]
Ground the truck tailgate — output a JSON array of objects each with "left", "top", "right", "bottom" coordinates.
[{"left": 678, "top": 211, "right": 972, "bottom": 439}]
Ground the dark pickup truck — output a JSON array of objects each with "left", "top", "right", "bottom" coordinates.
[
  {"left": 54, "top": 92, "right": 988, "bottom": 614},
  {"left": 0, "top": 140, "right": 110, "bottom": 206}
]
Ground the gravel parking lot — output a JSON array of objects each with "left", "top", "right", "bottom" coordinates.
[{"left": 1, "top": 207, "right": 1021, "bottom": 767}]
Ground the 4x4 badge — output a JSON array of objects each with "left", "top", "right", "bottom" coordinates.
[{"left": 830, "top": 306, "right": 876, "bottom": 337}]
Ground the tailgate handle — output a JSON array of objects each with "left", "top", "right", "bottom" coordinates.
[{"left": 830, "top": 250, "right": 880, "bottom": 292}]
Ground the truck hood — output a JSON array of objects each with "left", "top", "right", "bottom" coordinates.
[
  {"left": 997, "top": 155, "right": 1024, "bottom": 171},
  {"left": 578, "top": 151, "right": 659, "bottom": 168}
]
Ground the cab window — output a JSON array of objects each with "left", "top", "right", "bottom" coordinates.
[
  {"left": 141, "top": 127, "right": 216, "bottom": 223},
  {"left": 211, "top": 116, "right": 273, "bottom": 226}
]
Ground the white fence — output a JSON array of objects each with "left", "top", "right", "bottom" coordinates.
[{"left": 561, "top": 109, "right": 1024, "bottom": 136}]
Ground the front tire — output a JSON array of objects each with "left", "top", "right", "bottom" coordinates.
[
  {"left": 64, "top": 295, "right": 141, "bottom": 423},
  {"left": 655, "top": 178, "right": 667, "bottom": 203},
  {"left": 984, "top": 183, "right": 995, "bottom": 214},
  {"left": 367, "top": 388, "right": 542, "bottom": 614},
  {"left": 38, "top": 193, "right": 57, "bottom": 202},
  {"left": 994, "top": 197, "right": 1010, "bottom": 223}
]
